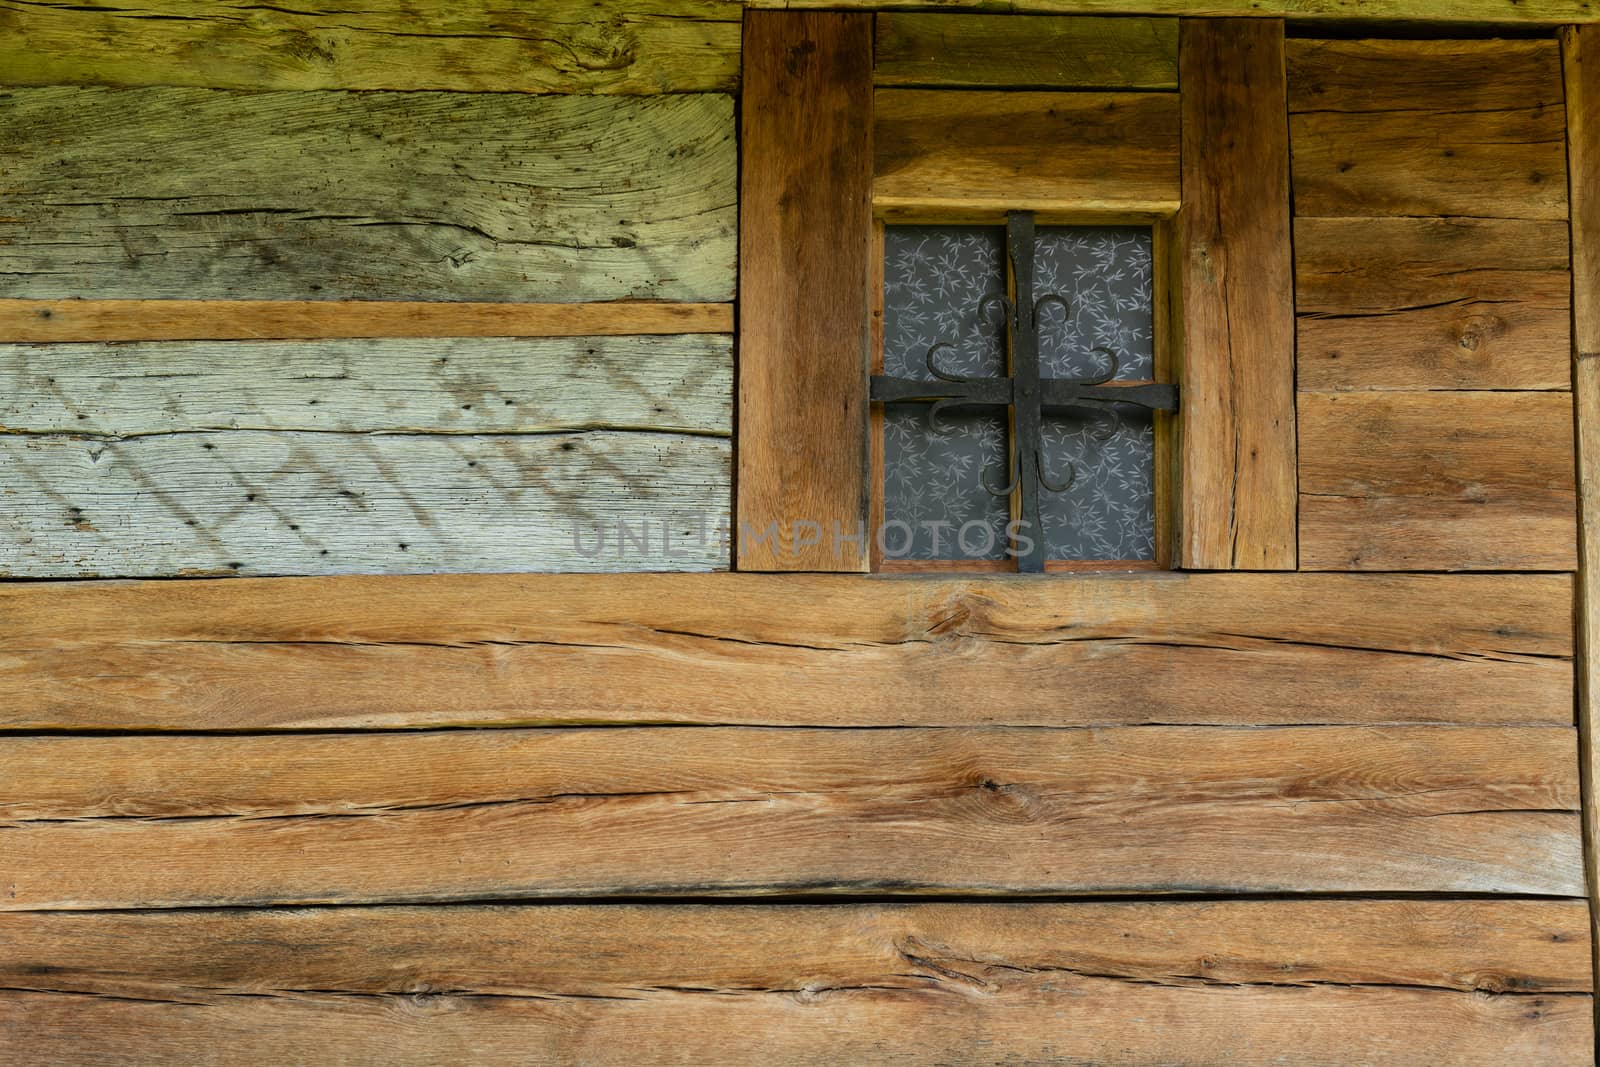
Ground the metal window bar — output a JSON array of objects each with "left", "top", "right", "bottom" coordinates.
[{"left": 870, "top": 212, "right": 1179, "bottom": 572}]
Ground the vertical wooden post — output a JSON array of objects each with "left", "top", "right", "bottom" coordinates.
[
  {"left": 738, "top": 12, "right": 874, "bottom": 571},
  {"left": 1178, "top": 19, "right": 1298, "bottom": 570},
  {"left": 1562, "top": 21, "right": 1600, "bottom": 1009}
]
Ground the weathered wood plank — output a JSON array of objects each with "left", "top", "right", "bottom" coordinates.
[
  {"left": 4, "top": 983, "right": 1587, "bottom": 1067},
  {"left": 0, "top": 572, "right": 1571, "bottom": 730},
  {"left": 1296, "top": 217, "right": 1571, "bottom": 391},
  {"left": 1178, "top": 20, "right": 1296, "bottom": 569},
  {"left": 873, "top": 13, "right": 1178, "bottom": 89},
  {"left": 872, "top": 89, "right": 1181, "bottom": 215},
  {"left": 0, "top": 430, "right": 730, "bottom": 577},
  {"left": 0, "top": 300, "right": 735, "bottom": 342},
  {"left": 1298, "top": 391, "right": 1577, "bottom": 570},
  {"left": 0, "top": 725, "right": 1583, "bottom": 906},
  {"left": 0, "top": 0, "right": 741, "bottom": 94},
  {"left": 0, "top": 89, "right": 736, "bottom": 302},
  {"left": 1288, "top": 40, "right": 1567, "bottom": 219},
  {"left": 0, "top": 902, "right": 1588, "bottom": 1066},
  {"left": 738, "top": 12, "right": 873, "bottom": 570},
  {"left": 753, "top": 0, "right": 1599, "bottom": 24},
  {"left": 5, "top": 901, "right": 1588, "bottom": 998},
  {"left": 1561, "top": 22, "right": 1600, "bottom": 1005},
  {"left": 0, "top": 336, "right": 731, "bottom": 437}
]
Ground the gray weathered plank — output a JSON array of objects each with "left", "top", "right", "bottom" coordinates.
[
  {"left": 0, "top": 88, "right": 736, "bottom": 302},
  {"left": 0, "top": 335, "right": 731, "bottom": 436},
  {"left": 0, "top": 0, "right": 742, "bottom": 94},
  {"left": 0, "top": 335, "right": 730, "bottom": 576},
  {"left": 0, "top": 430, "right": 729, "bottom": 576}
]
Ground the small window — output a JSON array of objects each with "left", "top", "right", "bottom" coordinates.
[{"left": 872, "top": 213, "right": 1174, "bottom": 572}]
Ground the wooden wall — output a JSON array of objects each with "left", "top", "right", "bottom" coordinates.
[
  {"left": 3, "top": 4, "right": 1598, "bottom": 1067},
  {"left": 0, "top": 1, "right": 738, "bottom": 577},
  {"left": 1290, "top": 38, "right": 1576, "bottom": 570}
]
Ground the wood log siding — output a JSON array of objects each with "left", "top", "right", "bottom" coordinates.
[
  {"left": 0, "top": 88, "right": 737, "bottom": 304},
  {"left": 872, "top": 88, "right": 1181, "bottom": 216},
  {"left": 0, "top": 300, "right": 736, "bottom": 343},
  {"left": 0, "top": 336, "right": 731, "bottom": 577},
  {"left": 0, "top": 903, "right": 1589, "bottom": 1065},
  {"left": 1, "top": 725, "right": 1583, "bottom": 905},
  {"left": 0, "top": 572, "right": 1572, "bottom": 730},
  {"left": 0, "top": 0, "right": 742, "bottom": 94},
  {"left": 873, "top": 13, "right": 1179, "bottom": 90},
  {"left": 1289, "top": 38, "right": 1578, "bottom": 571},
  {"left": 754, "top": 0, "right": 1598, "bottom": 23}
]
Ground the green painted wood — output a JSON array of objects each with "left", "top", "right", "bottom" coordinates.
[
  {"left": 0, "top": 0, "right": 742, "bottom": 93},
  {"left": 0, "top": 89, "right": 736, "bottom": 302}
]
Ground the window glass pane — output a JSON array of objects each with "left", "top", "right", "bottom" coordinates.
[
  {"left": 1034, "top": 227, "right": 1156, "bottom": 562},
  {"left": 882, "top": 226, "right": 1009, "bottom": 562},
  {"left": 880, "top": 224, "right": 1156, "bottom": 565}
]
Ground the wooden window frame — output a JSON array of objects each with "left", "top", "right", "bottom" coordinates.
[{"left": 737, "top": 11, "right": 1297, "bottom": 574}]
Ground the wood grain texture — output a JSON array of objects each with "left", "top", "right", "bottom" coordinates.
[
  {"left": 5, "top": 901, "right": 1587, "bottom": 998},
  {"left": 0, "top": 902, "right": 1589, "bottom": 1066},
  {"left": 0, "top": 431, "right": 729, "bottom": 577},
  {"left": 1178, "top": 19, "right": 1296, "bottom": 570},
  {"left": 0, "top": 335, "right": 730, "bottom": 577},
  {"left": 0, "top": 88, "right": 736, "bottom": 302},
  {"left": 0, "top": 300, "right": 734, "bottom": 342},
  {"left": 1288, "top": 39, "right": 1567, "bottom": 219},
  {"left": 1298, "top": 391, "right": 1577, "bottom": 570},
  {"left": 753, "top": 0, "right": 1599, "bottom": 23},
  {"left": 1561, "top": 22, "right": 1600, "bottom": 1011},
  {"left": 0, "top": 725, "right": 1583, "bottom": 906},
  {"left": 873, "top": 13, "right": 1178, "bottom": 89},
  {"left": 872, "top": 89, "right": 1180, "bottom": 215},
  {"left": 0, "top": 0, "right": 740, "bottom": 94},
  {"left": 1296, "top": 217, "right": 1571, "bottom": 390},
  {"left": 0, "top": 336, "right": 731, "bottom": 437},
  {"left": 738, "top": 12, "right": 873, "bottom": 571},
  {"left": 0, "top": 572, "right": 1571, "bottom": 730}
]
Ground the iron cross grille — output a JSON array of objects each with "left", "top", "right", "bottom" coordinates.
[{"left": 870, "top": 212, "right": 1180, "bottom": 573}]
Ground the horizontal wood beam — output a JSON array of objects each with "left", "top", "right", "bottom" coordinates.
[
  {"left": 874, "top": 89, "right": 1180, "bottom": 216},
  {"left": 0, "top": 301, "right": 734, "bottom": 343},
  {"left": 0, "top": 335, "right": 732, "bottom": 577},
  {"left": 1296, "top": 217, "right": 1570, "bottom": 391},
  {"left": 0, "top": 902, "right": 1589, "bottom": 1064},
  {"left": 1288, "top": 39, "right": 1568, "bottom": 220},
  {"left": 751, "top": 0, "right": 1599, "bottom": 24},
  {"left": 2, "top": 725, "right": 1583, "bottom": 906},
  {"left": 874, "top": 13, "right": 1179, "bottom": 90},
  {"left": 0, "top": 88, "right": 737, "bottom": 304},
  {"left": 1298, "top": 391, "right": 1577, "bottom": 570},
  {"left": 0, "top": 572, "right": 1572, "bottom": 730},
  {"left": 0, "top": 0, "right": 742, "bottom": 93}
]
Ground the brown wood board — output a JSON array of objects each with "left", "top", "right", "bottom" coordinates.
[
  {"left": 0, "top": 902, "right": 1589, "bottom": 1065},
  {"left": 737, "top": 11, "right": 874, "bottom": 570},
  {"left": 1178, "top": 19, "right": 1297, "bottom": 568},
  {"left": 0, "top": 572, "right": 1573, "bottom": 730},
  {"left": 1, "top": 725, "right": 1583, "bottom": 906}
]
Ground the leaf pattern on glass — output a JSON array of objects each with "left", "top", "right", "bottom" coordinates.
[{"left": 882, "top": 225, "right": 1156, "bottom": 563}]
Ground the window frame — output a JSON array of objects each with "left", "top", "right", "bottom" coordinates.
[{"left": 736, "top": 11, "right": 1296, "bottom": 574}]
